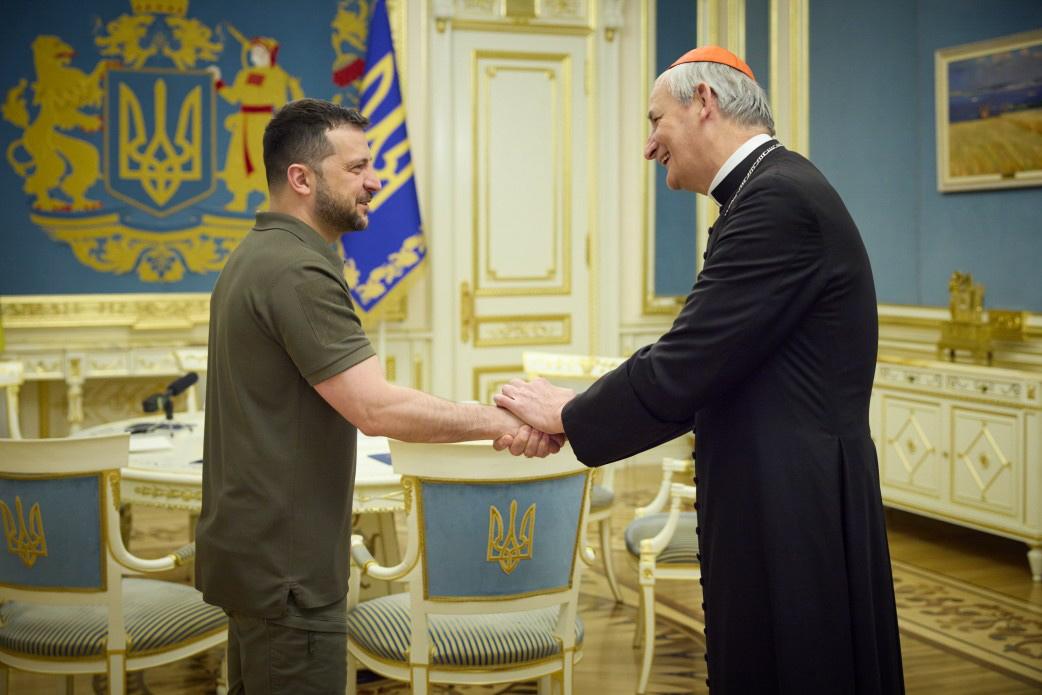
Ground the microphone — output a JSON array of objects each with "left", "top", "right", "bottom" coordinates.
[
  {"left": 166, "top": 372, "right": 198, "bottom": 397},
  {"left": 142, "top": 372, "right": 199, "bottom": 420}
]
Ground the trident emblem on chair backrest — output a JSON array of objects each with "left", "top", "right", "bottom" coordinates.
[
  {"left": 487, "top": 500, "right": 535, "bottom": 575},
  {"left": 0, "top": 496, "right": 48, "bottom": 568}
]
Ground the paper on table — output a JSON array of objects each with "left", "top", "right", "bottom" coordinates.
[{"left": 129, "top": 436, "right": 174, "bottom": 453}]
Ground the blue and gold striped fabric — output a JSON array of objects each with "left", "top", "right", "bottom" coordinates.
[
  {"left": 590, "top": 484, "right": 614, "bottom": 511},
  {"left": 624, "top": 513, "right": 700, "bottom": 564},
  {"left": 0, "top": 578, "right": 226, "bottom": 659},
  {"left": 347, "top": 594, "right": 584, "bottom": 666}
]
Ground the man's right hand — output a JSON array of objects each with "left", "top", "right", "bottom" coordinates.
[{"left": 493, "top": 425, "right": 567, "bottom": 458}]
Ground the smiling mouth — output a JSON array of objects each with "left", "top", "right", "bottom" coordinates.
[{"left": 660, "top": 153, "right": 671, "bottom": 166}]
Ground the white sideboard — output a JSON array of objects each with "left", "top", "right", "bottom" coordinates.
[{"left": 871, "top": 356, "right": 1042, "bottom": 580}]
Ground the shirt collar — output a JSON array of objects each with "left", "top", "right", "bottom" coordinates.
[
  {"left": 708, "top": 133, "right": 774, "bottom": 206},
  {"left": 253, "top": 212, "right": 344, "bottom": 269}
]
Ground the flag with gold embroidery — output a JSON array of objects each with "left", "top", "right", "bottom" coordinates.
[{"left": 339, "top": 0, "right": 426, "bottom": 316}]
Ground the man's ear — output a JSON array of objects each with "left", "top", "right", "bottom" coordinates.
[
  {"left": 286, "top": 163, "right": 313, "bottom": 196},
  {"left": 695, "top": 82, "right": 716, "bottom": 118}
]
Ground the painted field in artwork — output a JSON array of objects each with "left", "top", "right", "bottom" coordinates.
[{"left": 949, "top": 107, "right": 1042, "bottom": 177}]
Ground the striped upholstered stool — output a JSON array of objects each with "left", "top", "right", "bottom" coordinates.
[
  {"left": 0, "top": 436, "right": 227, "bottom": 695},
  {"left": 347, "top": 440, "right": 592, "bottom": 695},
  {"left": 623, "top": 457, "right": 701, "bottom": 694}
]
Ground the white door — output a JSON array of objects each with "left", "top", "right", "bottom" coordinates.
[{"left": 446, "top": 30, "right": 592, "bottom": 402}]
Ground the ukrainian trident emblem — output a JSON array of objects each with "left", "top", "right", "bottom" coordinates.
[
  {"left": 487, "top": 500, "right": 535, "bottom": 575},
  {"left": 0, "top": 496, "right": 48, "bottom": 569},
  {"left": 106, "top": 68, "right": 215, "bottom": 216}
]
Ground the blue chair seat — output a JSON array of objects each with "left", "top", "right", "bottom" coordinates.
[
  {"left": 590, "top": 483, "right": 614, "bottom": 511},
  {"left": 0, "top": 578, "right": 227, "bottom": 659},
  {"left": 624, "top": 512, "right": 699, "bottom": 564},
  {"left": 346, "top": 593, "right": 584, "bottom": 667}
]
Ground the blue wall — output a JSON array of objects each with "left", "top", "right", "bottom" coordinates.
[
  {"left": 810, "top": 0, "right": 1042, "bottom": 311},
  {"left": 653, "top": 0, "right": 699, "bottom": 297}
]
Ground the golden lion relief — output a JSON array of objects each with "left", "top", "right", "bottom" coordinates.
[{"left": 2, "top": 35, "right": 112, "bottom": 212}]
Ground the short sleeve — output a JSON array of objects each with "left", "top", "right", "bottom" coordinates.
[{"left": 266, "top": 259, "right": 375, "bottom": 385}]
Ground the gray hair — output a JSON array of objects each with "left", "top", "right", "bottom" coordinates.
[{"left": 662, "top": 61, "right": 775, "bottom": 135}]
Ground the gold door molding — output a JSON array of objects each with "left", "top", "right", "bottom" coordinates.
[
  {"left": 474, "top": 314, "right": 571, "bottom": 347},
  {"left": 472, "top": 364, "right": 523, "bottom": 403},
  {"left": 471, "top": 50, "right": 573, "bottom": 297}
]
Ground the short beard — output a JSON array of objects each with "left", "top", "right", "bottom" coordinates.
[{"left": 314, "top": 173, "right": 368, "bottom": 233}]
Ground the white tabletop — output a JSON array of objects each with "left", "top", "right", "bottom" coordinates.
[{"left": 75, "top": 411, "right": 400, "bottom": 492}]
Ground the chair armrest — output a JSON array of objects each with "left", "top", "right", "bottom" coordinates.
[
  {"left": 350, "top": 534, "right": 378, "bottom": 575},
  {"left": 350, "top": 531, "right": 417, "bottom": 582},
  {"left": 635, "top": 457, "right": 692, "bottom": 518},
  {"left": 107, "top": 521, "right": 190, "bottom": 574},
  {"left": 167, "top": 542, "right": 196, "bottom": 568},
  {"left": 639, "top": 483, "right": 695, "bottom": 556}
]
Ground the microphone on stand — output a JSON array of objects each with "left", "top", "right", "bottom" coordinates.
[{"left": 142, "top": 372, "right": 199, "bottom": 421}]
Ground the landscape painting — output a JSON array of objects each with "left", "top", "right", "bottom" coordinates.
[{"left": 936, "top": 29, "right": 1042, "bottom": 192}]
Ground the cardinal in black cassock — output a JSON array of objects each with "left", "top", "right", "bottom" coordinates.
[{"left": 496, "top": 46, "right": 904, "bottom": 694}]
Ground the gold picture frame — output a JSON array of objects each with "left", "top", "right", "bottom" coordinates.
[{"left": 936, "top": 29, "right": 1042, "bottom": 193}]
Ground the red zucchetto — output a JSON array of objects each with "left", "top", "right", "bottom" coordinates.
[{"left": 670, "top": 46, "right": 755, "bottom": 81}]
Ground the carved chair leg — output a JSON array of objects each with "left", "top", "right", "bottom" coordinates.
[
  {"left": 633, "top": 588, "right": 644, "bottom": 648},
  {"left": 598, "top": 519, "right": 622, "bottom": 603},
  {"left": 636, "top": 584, "right": 656, "bottom": 695},
  {"left": 346, "top": 651, "right": 357, "bottom": 695}
]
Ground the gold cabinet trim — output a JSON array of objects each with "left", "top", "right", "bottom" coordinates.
[{"left": 873, "top": 377, "right": 1042, "bottom": 412}]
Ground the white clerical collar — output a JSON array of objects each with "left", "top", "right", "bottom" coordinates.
[{"left": 708, "top": 133, "right": 774, "bottom": 206}]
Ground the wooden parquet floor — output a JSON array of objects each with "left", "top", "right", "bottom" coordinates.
[{"left": 8, "top": 466, "right": 1042, "bottom": 693}]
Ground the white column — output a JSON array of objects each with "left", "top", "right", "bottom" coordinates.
[
  {"left": 769, "top": 0, "right": 810, "bottom": 156},
  {"left": 695, "top": 0, "right": 747, "bottom": 272}
]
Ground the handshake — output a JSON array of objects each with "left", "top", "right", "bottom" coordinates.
[{"left": 489, "top": 377, "right": 577, "bottom": 459}]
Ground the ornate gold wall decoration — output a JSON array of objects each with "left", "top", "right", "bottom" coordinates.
[{"left": 0, "top": 1, "right": 329, "bottom": 283}]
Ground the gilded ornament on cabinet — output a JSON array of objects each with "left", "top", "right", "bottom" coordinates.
[{"left": 937, "top": 272, "right": 993, "bottom": 365}]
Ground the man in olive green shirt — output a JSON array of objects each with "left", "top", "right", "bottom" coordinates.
[{"left": 197, "top": 99, "right": 558, "bottom": 694}]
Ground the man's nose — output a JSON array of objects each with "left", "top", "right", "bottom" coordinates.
[
  {"left": 366, "top": 172, "right": 382, "bottom": 192},
  {"left": 644, "top": 136, "right": 658, "bottom": 161}
]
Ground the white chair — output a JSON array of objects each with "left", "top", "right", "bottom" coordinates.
[
  {"left": 173, "top": 347, "right": 207, "bottom": 412},
  {"left": 346, "top": 440, "right": 593, "bottom": 694},
  {"left": 522, "top": 351, "right": 625, "bottom": 603},
  {"left": 624, "top": 456, "right": 700, "bottom": 694},
  {"left": 0, "top": 435, "right": 227, "bottom": 694},
  {"left": 0, "top": 361, "right": 24, "bottom": 439}
]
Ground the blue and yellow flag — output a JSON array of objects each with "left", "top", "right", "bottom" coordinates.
[{"left": 340, "top": 0, "right": 426, "bottom": 317}]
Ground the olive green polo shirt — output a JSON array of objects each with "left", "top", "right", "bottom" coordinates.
[{"left": 196, "top": 211, "right": 374, "bottom": 618}]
